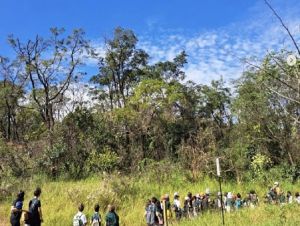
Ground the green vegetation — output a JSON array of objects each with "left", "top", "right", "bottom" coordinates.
[
  {"left": 0, "top": 27, "right": 299, "bottom": 182},
  {"left": 0, "top": 8, "right": 300, "bottom": 225},
  {"left": 0, "top": 169, "right": 299, "bottom": 226}
]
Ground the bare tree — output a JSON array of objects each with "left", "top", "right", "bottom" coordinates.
[{"left": 8, "top": 28, "right": 91, "bottom": 134}]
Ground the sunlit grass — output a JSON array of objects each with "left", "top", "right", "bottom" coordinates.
[{"left": 0, "top": 173, "right": 299, "bottom": 226}]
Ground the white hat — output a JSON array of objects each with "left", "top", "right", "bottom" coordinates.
[
  {"left": 185, "top": 196, "right": 189, "bottom": 201},
  {"left": 205, "top": 188, "right": 210, "bottom": 194},
  {"left": 174, "top": 192, "right": 179, "bottom": 197},
  {"left": 274, "top": 182, "right": 279, "bottom": 186}
]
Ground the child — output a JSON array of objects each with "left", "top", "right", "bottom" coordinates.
[
  {"left": 173, "top": 192, "right": 181, "bottom": 220},
  {"left": 235, "top": 193, "right": 243, "bottom": 210},
  {"left": 73, "top": 203, "right": 87, "bottom": 226},
  {"left": 225, "top": 192, "right": 233, "bottom": 212},
  {"left": 286, "top": 191, "right": 293, "bottom": 204},
  {"left": 10, "top": 191, "right": 25, "bottom": 226},
  {"left": 90, "top": 204, "right": 101, "bottom": 226},
  {"left": 295, "top": 192, "right": 300, "bottom": 204}
]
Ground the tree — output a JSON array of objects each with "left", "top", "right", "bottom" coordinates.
[
  {"left": 8, "top": 28, "right": 91, "bottom": 135},
  {"left": 91, "top": 27, "right": 149, "bottom": 110},
  {"left": 0, "top": 57, "right": 25, "bottom": 141}
]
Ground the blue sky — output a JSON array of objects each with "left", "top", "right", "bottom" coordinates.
[{"left": 1, "top": 0, "right": 300, "bottom": 84}]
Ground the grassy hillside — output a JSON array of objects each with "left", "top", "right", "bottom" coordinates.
[{"left": 0, "top": 172, "right": 299, "bottom": 226}]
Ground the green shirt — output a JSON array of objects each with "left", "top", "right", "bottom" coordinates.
[{"left": 105, "top": 211, "right": 119, "bottom": 226}]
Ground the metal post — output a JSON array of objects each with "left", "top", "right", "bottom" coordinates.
[
  {"left": 219, "top": 176, "right": 225, "bottom": 226},
  {"left": 216, "top": 157, "right": 225, "bottom": 226}
]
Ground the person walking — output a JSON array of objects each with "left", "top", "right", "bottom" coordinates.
[
  {"left": 105, "top": 205, "right": 119, "bottom": 226},
  {"left": 173, "top": 192, "right": 181, "bottom": 220},
  {"left": 26, "top": 187, "right": 43, "bottom": 226},
  {"left": 10, "top": 191, "right": 25, "bottom": 226},
  {"left": 73, "top": 203, "right": 88, "bottom": 226},
  {"left": 145, "top": 197, "right": 158, "bottom": 226},
  {"left": 90, "top": 204, "right": 101, "bottom": 226}
]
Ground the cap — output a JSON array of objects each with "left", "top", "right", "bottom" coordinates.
[
  {"left": 205, "top": 188, "right": 210, "bottom": 194},
  {"left": 174, "top": 192, "right": 179, "bottom": 197}
]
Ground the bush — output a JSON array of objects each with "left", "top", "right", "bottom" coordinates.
[
  {"left": 85, "top": 147, "right": 120, "bottom": 173},
  {"left": 250, "top": 153, "right": 272, "bottom": 182}
]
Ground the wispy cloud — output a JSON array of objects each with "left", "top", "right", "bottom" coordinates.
[
  {"left": 138, "top": 1, "right": 300, "bottom": 84},
  {"left": 88, "top": 0, "right": 300, "bottom": 85}
]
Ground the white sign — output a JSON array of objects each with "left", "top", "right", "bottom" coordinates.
[{"left": 216, "top": 158, "right": 221, "bottom": 176}]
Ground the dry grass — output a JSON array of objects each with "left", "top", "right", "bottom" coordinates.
[{"left": 0, "top": 173, "right": 299, "bottom": 226}]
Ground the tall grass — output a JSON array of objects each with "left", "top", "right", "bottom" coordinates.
[{"left": 0, "top": 169, "right": 299, "bottom": 226}]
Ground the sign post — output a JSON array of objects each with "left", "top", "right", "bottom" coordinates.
[
  {"left": 163, "top": 200, "right": 168, "bottom": 226},
  {"left": 216, "top": 157, "right": 225, "bottom": 226}
]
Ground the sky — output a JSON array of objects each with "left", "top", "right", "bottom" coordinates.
[{"left": 0, "top": 0, "right": 300, "bottom": 84}]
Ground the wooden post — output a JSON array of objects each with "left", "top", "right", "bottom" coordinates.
[{"left": 163, "top": 200, "right": 168, "bottom": 226}]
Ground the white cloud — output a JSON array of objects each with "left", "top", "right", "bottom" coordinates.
[
  {"left": 85, "top": 1, "right": 300, "bottom": 85},
  {"left": 139, "top": 6, "right": 300, "bottom": 85}
]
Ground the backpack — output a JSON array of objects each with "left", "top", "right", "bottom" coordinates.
[
  {"left": 73, "top": 213, "right": 83, "bottom": 226},
  {"left": 92, "top": 212, "right": 101, "bottom": 226},
  {"left": 235, "top": 199, "right": 242, "bottom": 209}
]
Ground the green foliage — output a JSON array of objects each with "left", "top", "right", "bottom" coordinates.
[
  {"left": 0, "top": 27, "right": 299, "bottom": 183},
  {"left": 85, "top": 147, "right": 119, "bottom": 173},
  {"left": 250, "top": 153, "right": 273, "bottom": 182}
]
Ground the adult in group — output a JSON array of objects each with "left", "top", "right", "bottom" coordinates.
[
  {"left": 105, "top": 205, "right": 119, "bottom": 226},
  {"left": 10, "top": 190, "right": 25, "bottom": 226},
  {"left": 273, "top": 182, "right": 281, "bottom": 200},
  {"left": 26, "top": 187, "right": 43, "bottom": 226}
]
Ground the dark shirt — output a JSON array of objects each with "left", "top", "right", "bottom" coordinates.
[
  {"left": 10, "top": 200, "right": 22, "bottom": 223},
  {"left": 28, "top": 197, "right": 41, "bottom": 223}
]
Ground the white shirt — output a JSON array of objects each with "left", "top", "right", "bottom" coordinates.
[
  {"left": 75, "top": 211, "right": 87, "bottom": 225},
  {"left": 174, "top": 199, "right": 181, "bottom": 208}
]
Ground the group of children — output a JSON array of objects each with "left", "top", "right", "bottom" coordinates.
[
  {"left": 265, "top": 182, "right": 299, "bottom": 205},
  {"left": 145, "top": 182, "right": 300, "bottom": 226},
  {"left": 9, "top": 187, "right": 119, "bottom": 226},
  {"left": 10, "top": 187, "right": 43, "bottom": 226},
  {"left": 73, "top": 203, "right": 119, "bottom": 226},
  {"left": 9, "top": 182, "right": 300, "bottom": 226}
]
